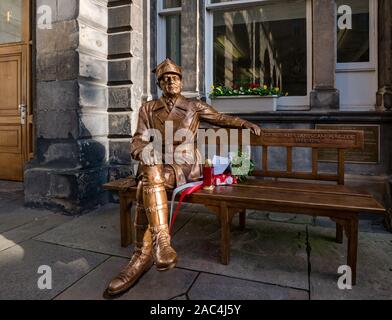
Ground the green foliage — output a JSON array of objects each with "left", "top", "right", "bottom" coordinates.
[
  {"left": 230, "top": 151, "right": 255, "bottom": 182},
  {"left": 209, "top": 83, "right": 287, "bottom": 98}
]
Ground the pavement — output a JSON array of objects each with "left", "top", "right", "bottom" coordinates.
[{"left": 0, "top": 181, "right": 391, "bottom": 300}]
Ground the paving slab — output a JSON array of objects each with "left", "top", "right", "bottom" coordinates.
[
  {"left": 35, "top": 203, "right": 196, "bottom": 258},
  {"left": 0, "top": 181, "right": 24, "bottom": 192},
  {"left": 171, "top": 295, "right": 188, "bottom": 300},
  {"left": 55, "top": 256, "right": 130, "bottom": 300},
  {"left": 35, "top": 204, "right": 133, "bottom": 258},
  {"left": 0, "top": 240, "right": 108, "bottom": 300},
  {"left": 0, "top": 197, "right": 25, "bottom": 212},
  {"left": 117, "top": 267, "right": 197, "bottom": 300},
  {"left": 0, "top": 192, "right": 24, "bottom": 205},
  {"left": 184, "top": 204, "right": 209, "bottom": 213},
  {"left": 268, "top": 213, "right": 314, "bottom": 225},
  {"left": 248, "top": 211, "right": 314, "bottom": 225},
  {"left": 0, "top": 183, "right": 24, "bottom": 210},
  {"left": 0, "top": 213, "right": 71, "bottom": 252},
  {"left": 0, "top": 206, "right": 55, "bottom": 233},
  {"left": 308, "top": 226, "right": 392, "bottom": 300},
  {"left": 171, "top": 208, "right": 197, "bottom": 235},
  {"left": 315, "top": 215, "right": 389, "bottom": 234},
  {"left": 246, "top": 210, "right": 270, "bottom": 221},
  {"left": 176, "top": 202, "right": 198, "bottom": 212},
  {"left": 189, "top": 273, "right": 308, "bottom": 300},
  {"left": 56, "top": 257, "right": 198, "bottom": 300},
  {"left": 172, "top": 213, "right": 309, "bottom": 290}
]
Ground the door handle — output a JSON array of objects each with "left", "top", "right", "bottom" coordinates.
[{"left": 18, "top": 104, "right": 27, "bottom": 125}]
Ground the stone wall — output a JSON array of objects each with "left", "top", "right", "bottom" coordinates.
[
  {"left": 142, "top": 0, "right": 157, "bottom": 103},
  {"left": 25, "top": 0, "right": 142, "bottom": 214},
  {"left": 377, "top": 0, "right": 392, "bottom": 111},
  {"left": 310, "top": 0, "right": 339, "bottom": 110},
  {"left": 107, "top": 0, "right": 143, "bottom": 181}
]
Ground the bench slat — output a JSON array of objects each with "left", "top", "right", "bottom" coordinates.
[
  {"left": 287, "top": 147, "right": 293, "bottom": 173},
  {"left": 338, "top": 149, "right": 345, "bottom": 185},
  {"left": 239, "top": 180, "right": 372, "bottom": 197},
  {"left": 103, "top": 178, "right": 137, "bottom": 191},
  {"left": 114, "top": 180, "right": 384, "bottom": 214},
  {"left": 253, "top": 170, "right": 339, "bottom": 182},
  {"left": 262, "top": 146, "right": 268, "bottom": 173},
  {"left": 189, "top": 186, "right": 385, "bottom": 214},
  {"left": 312, "top": 148, "right": 318, "bottom": 176}
]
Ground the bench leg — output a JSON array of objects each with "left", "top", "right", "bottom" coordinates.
[
  {"left": 346, "top": 217, "right": 358, "bottom": 286},
  {"left": 120, "top": 194, "right": 133, "bottom": 247},
  {"left": 239, "top": 209, "right": 246, "bottom": 230},
  {"left": 220, "top": 202, "right": 230, "bottom": 265},
  {"left": 336, "top": 223, "right": 343, "bottom": 244}
]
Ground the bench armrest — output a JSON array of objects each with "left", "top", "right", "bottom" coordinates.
[{"left": 102, "top": 177, "right": 137, "bottom": 192}]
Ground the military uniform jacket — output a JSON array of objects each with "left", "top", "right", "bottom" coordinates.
[{"left": 131, "top": 95, "right": 249, "bottom": 187}]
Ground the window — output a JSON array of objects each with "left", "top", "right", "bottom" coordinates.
[
  {"left": 336, "top": 0, "right": 376, "bottom": 70},
  {"left": 205, "top": 0, "right": 312, "bottom": 108},
  {"left": 336, "top": 0, "right": 370, "bottom": 63},
  {"left": 0, "top": 0, "right": 22, "bottom": 44},
  {"left": 163, "top": 0, "right": 181, "bottom": 8},
  {"left": 335, "top": 0, "right": 377, "bottom": 111},
  {"left": 157, "top": 0, "right": 181, "bottom": 65}
]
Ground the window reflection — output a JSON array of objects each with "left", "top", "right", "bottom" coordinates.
[
  {"left": 166, "top": 15, "right": 181, "bottom": 65},
  {"left": 163, "top": 0, "right": 181, "bottom": 9},
  {"left": 0, "top": 0, "right": 23, "bottom": 44},
  {"left": 336, "top": 0, "right": 370, "bottom": 63},
  {"left": 213, "top": 0, "right": 307, "bottom": 96}
]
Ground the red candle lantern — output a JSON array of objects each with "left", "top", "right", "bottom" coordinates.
[{"left": 203, "top": 159, "right": 215, "bottom": 190}]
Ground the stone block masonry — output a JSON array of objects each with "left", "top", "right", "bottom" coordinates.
[
  {"left": 25, "top": 0, "right": 143, "bottom": 214},
  {"left": 107, "top": 0, "right": 143, "bottom": 185}
]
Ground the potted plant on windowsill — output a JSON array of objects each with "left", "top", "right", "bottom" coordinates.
[{"left": 209, "top": 83, "right": 286, "bottom": 113}]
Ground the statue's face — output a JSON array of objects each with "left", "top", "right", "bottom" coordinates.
[{"left": 159, "top": 73, "right": 182, "bottom": 96}]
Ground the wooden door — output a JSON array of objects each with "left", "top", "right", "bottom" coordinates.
[{"left": 0, "top": 0, "right": 32, "bottom": 181}]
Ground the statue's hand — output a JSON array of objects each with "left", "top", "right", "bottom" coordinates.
[{"left": 243, "top": 121, "right": 262, "bottom": 136}]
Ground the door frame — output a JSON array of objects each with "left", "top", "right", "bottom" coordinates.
[{"left": 0, "top": 0, "right": 32, "bottom": 180}]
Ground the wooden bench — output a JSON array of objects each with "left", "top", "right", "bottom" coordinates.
[{"left": 103, "top": 128, "right": 386, "bottom": 285}]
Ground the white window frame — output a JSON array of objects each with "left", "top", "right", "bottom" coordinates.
[
  {"left": 204, "top": 0, "right": 313, "bottom": 109},
  {"left": 157, "top": 0, "right": 181, "bottom": 65},
  {"left": 336, "top": 0, "right": 378, "bottom": 72}
]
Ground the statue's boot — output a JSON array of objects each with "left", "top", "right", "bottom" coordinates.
[
  {"left": 142, "top": 165, "right": 177, "bottom": 271},
  {"left": 106, "top": 183, "right": 153, "bottom": 296}
]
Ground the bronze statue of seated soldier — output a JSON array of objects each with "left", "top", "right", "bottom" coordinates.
[{"left": 106, "top": 59, "right": 262, "bottom": 296}]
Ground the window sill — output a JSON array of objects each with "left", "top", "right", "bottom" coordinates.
[
  {"left": 210, "top": 95, "right": 312, "bottom": 113},
  {"left": 210, "top": 95, "right": 279, "bottom": 113}
]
